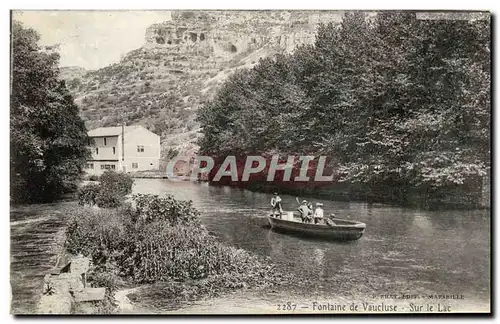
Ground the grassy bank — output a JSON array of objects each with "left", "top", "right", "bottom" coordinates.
[{"left": 67, "top": 172, "right": 287, "bottom": 313}]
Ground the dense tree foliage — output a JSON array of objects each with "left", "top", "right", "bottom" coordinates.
[
  {"left": 78, "top": 171, "right": 134, "bottom": 208},
  {"left": 198, "top": 12, "right": 490, "bottom": 206},
  {"left": 11, "top": 21, "right": 90, "bottom": 203}
]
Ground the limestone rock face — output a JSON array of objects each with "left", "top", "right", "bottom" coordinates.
[{"left": 144, "top": 10, "right": 342, "bottom": 60}]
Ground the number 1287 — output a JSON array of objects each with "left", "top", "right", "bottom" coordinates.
[{"left": 277, "top": 302, "right": 297, "bottom": 311}]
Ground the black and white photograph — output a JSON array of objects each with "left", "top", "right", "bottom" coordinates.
[{"left": 9, "top": 9, "right": 491, "bottom": 315}]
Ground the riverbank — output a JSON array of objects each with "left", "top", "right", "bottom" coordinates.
[
  {"left": 88, "top": 167, "right": 489, "bottom": 210},
  {"left": 83, "top": 170, "right": 169, "bottom": 181},
  {"left": 10, "top": 178, "right": 491, "bottom": 314},
  {"left": 128, "top": 170, "right": 169, "bottom": 179},
  {"left": 115, "top": 287, "right": 141, "bottom": 314},
  {"left": 203, "top": 179, "right": 490, "bottom": 211},
  {"left": 127, "top": 179, "right": 491, "bottom": 313},
  {"left": 63, "top": 186, "right": 289, "bottom": 314},
  {"left": 11, "top": 198, "right": 284, "bottom": 314}
]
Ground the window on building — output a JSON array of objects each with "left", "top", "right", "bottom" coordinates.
[
  {"left": 96, "top": 147, "right": 99, "bottom": 155},
  {"left": 100, "top": 164, "right": 116, "bottom": 170},
  {"left": 137, "top": 145, "right": 144, "bottom": 153},
  {"left": 85, "top": 163, "right": 94, "bottom": 169},
  {"left": 132, "top": 163, "right": 139, "bottom": 169},
  {"left": 104, "top": 137, "right": 107, "bottom": 146},
  {"left": 88, "top": 138, "right": 91, "bottom": 146},
  {"left": 113, "top": 147, "right": 116, "bottom": 155}
]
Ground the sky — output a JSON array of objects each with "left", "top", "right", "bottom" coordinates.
[
  {"left": 13, "top": 10, "right": 172, "bottom": 70},
  {"left": 12, "top": 10, "right": 489, "bottom": 71}
]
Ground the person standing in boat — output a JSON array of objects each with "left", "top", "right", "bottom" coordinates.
[
  {"left": 313, "top": 202, "right": 324, "bottom": 224},
  {"left": 307, "top": 201, "right": 313, "bottom": 218},
  {"left": 297, "top": 200, "right": 312, "bottom": 223},
  {"left": 270, "top": 192, "right": 283, "bottom": 218}
]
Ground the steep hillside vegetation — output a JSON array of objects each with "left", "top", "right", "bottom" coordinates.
[{"left": 61, "top": 10, "right": 342, "bottom": 157}]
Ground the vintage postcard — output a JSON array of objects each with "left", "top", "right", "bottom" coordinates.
[{"left": 10, "top": 10, "right": 491, "bottom": 315}]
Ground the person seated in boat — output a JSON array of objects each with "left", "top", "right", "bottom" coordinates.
[
  {"left": 297, "top": 200, "right": 312, "bottom": 223},
  {"left": 326, "top": 213, "right": 337, "bottom": 226},
  {"left": 307, "top": 201, "right": 313, "bottom": 214},
  {"left": 313, "top": 202, "right": 324, "bottom": 224},
  {"left": 270, "top": 192, "right": 283, "bottom": 218}
]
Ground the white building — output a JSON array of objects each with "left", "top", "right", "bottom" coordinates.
[{"left": 85, "top": 125, "right": 160, "bottom": 175}]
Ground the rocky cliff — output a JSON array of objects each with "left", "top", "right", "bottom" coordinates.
[
  {"left": 63, "top": 10, "right": 343, "bottom": 157},
  {"left": 144, "top": 11, "right": 342, "bottom": 58}
]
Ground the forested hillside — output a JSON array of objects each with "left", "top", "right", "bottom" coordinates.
[{"left": 198, "top": 12, "right": 491, "bottom": 208}]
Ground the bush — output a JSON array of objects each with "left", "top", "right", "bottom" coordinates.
[
  {"left": 164, "top": 148, "right": 179, "bottom": 160},
  {"left": 77, "top": 171, "right": 134, "bottom": 208},
  {"left": 133, "top": 221, "right": 273, "bottom": 283},
  {"left": 99, "top": 171, "right": 133, "bottom": 195},
  {"left": 95, "top": 189, "right": 123, "bottom": 208},
  {"left": 65, "top": 207, "right": 128, "bottom": 259},
  {"left": 132, "top": 194, "right": 200, "bottom": 226},
  {"left": 77, "top": 182, "right": 100, "bottom": 206},
  {"left": 65, "top": 193, "right": 285, "bottom": 304}
]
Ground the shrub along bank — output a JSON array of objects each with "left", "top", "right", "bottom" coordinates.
[
  {"left": 68, "top": 175, "right": 286, "bottom": 312},
  {"left": 77, "top": 170, "right": 134, "bottom": 208}
]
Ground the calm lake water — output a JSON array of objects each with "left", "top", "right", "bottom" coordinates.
[
  {"left": 132, "top": 179, "right": 491, "bottom": 313},
  {"left": 9, "top": 179, "right": 491, "bottom": 314}
]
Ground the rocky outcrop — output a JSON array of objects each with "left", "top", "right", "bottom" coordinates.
[
  {"left": 66, "top": 11, "right": 343, "bottom": 156},
  {"left": 59, "top": 66, "right": 87, "bottom": 81},
  {"left": 144, "top": 11, "right": 342, "bottom": 59},
  {"left": 37, "top": 255, "right": 105, "bottom": 314}
]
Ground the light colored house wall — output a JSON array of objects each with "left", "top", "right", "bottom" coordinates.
[
  {"left": 84, "top": 126, "right": 160, "bottom": 175},
  {"left": 121, "top": 127, "right": 161, "bottom": 172},
  {"left": 89, "top": 136, "right": 121, "bottom": 161},
  {"left": 84, "top": 161, "right": 120, "bottom": 175}
]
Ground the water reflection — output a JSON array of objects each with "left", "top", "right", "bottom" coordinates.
[
  {"left": 132, "top": 179, "right": 490, "bottom": 305},
  {"left": 313, "top": 248, "right": 325, "bottom": 279}
]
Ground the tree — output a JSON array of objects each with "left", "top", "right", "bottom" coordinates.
[
  {"left": 197, "top": 12, "right": 490, "bottom": 207},
  {"left": 68, "top": 77, "right": 81, "bottom": 90},
  {"left": 11, "top": 21, "right": 91, "bottom": 203}
]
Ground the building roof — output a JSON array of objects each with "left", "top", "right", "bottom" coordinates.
[{"left": 88, "top": 125, "right": 147, "bottom": 137}]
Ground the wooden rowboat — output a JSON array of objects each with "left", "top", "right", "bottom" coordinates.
[{"left": 267, "top": 213, "right": 365, "bottom": 241}]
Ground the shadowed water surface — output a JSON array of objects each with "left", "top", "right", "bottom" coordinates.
[
  {"left": 10, "top": 202, "right": 73, "bottom": 314},
  {"left": 10, "top": 180, "right": 489, "bottom": 314},
  {"left": 132, "top": 179, "right": 490, "bottom": 313}
]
